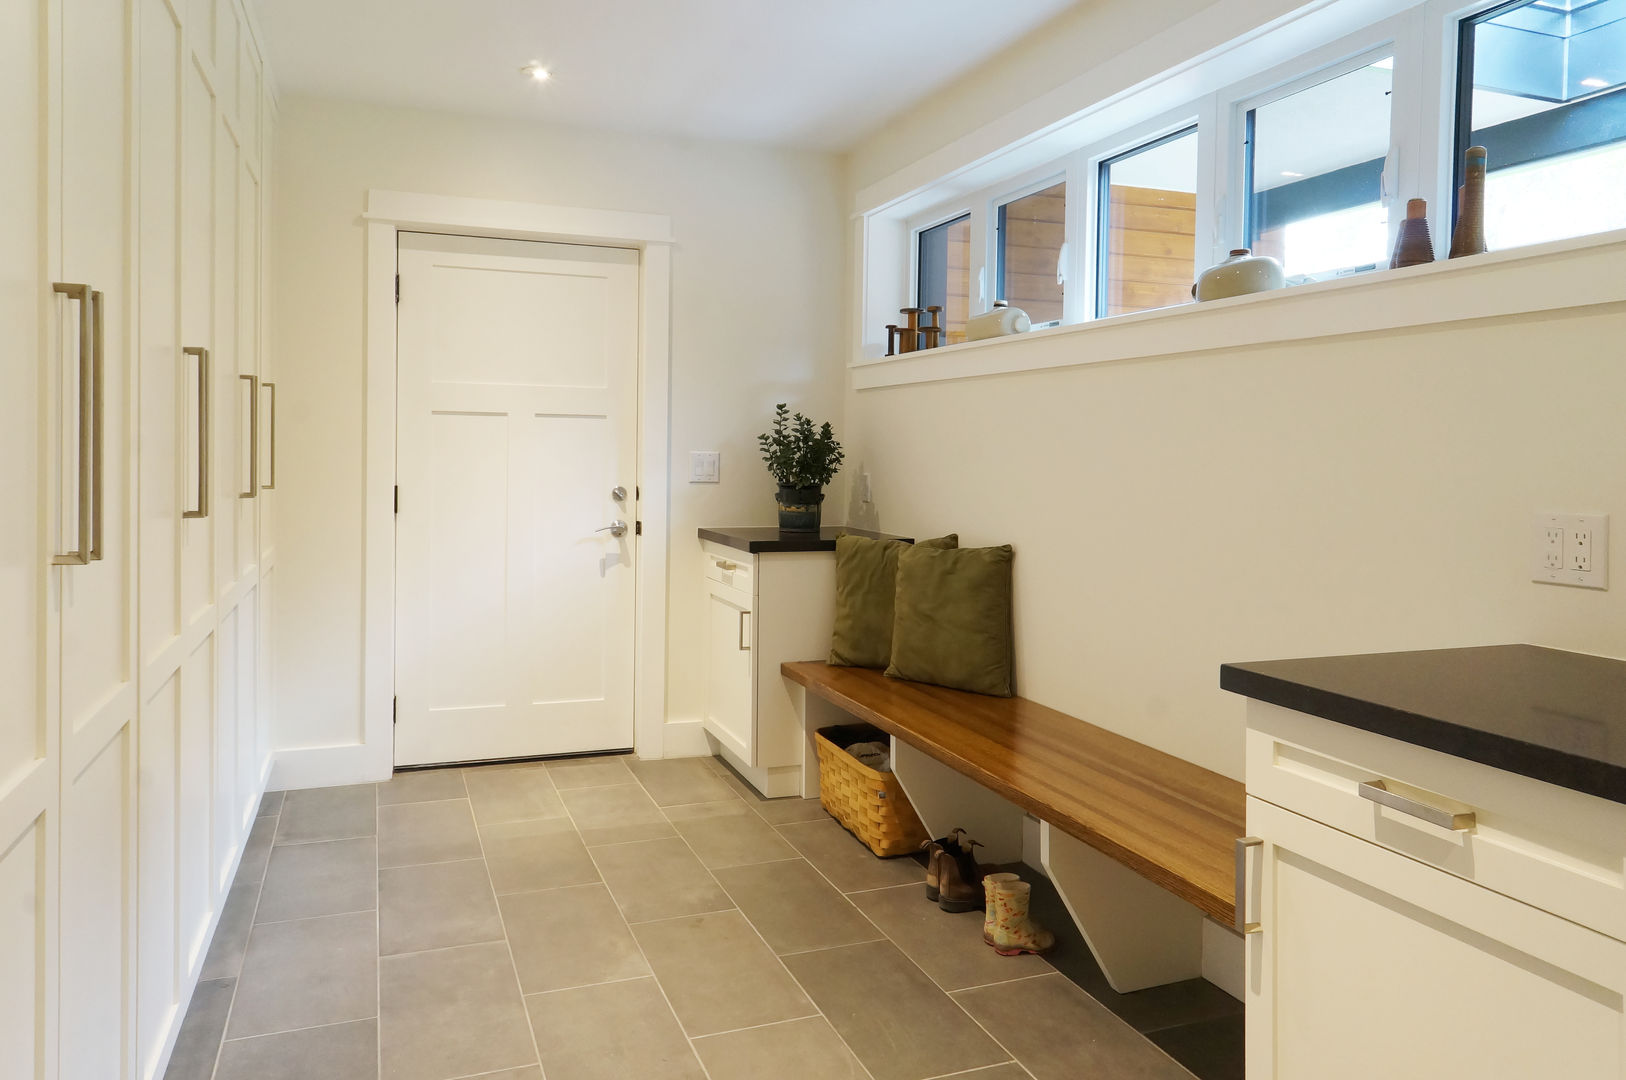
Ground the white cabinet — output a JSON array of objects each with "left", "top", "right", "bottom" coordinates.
[
  {"left": 700, "top": 540, "right": 836, "bottom": 797},
  {"left": 1243, "top": 702, "right": 1626, "bottom": 1078},
  {"left": 4, "top": 0, "right": 278, "bottom": 1076}
]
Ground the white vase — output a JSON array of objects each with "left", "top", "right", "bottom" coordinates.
[
  {"left": 966, "top": 301, "right": 1032, "bottom": 341},
  {"left": 1193, "top": 248, "right": 1285, "bottom": 301}
]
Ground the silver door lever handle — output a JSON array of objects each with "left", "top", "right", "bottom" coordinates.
[{"left": 596, "top": 520, "right": 628, "bottom": 538}]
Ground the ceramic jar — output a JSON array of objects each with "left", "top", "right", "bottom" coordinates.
[
  {"left": 966, "top": 300, "right": 1031, "bottom": 341},
  {"left": 1192, "top": 248, "right": 1285, "bottom": 301}
]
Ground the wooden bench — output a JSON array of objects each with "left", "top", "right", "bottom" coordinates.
[{"left": 782, "top": 660, "right": 1246, "bottom": 992}]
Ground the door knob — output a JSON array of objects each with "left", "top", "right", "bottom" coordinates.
[
  {"left": 596, "top": 520, "right": 628, "bottom": 538},
  {"left": 611, "top": 486, "right": 627, "bottom": 502}
]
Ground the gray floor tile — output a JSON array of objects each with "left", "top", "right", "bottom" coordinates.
[
  {"left": 377, "top": 767, "right": 467, "bottom": 805},
  {"left": 1148, "top": 1017, "right": 1243, "bottom": 1080},
  {"left": 500, "top": 883, "right": 650, "bottom": 993},
  {"left": 712, "top": 859, "right": 883, "bottom": 955},
  {"left": 377, "top": 799, "right": 482, "bottom": 868},
  {"left": 628, "top": 758, "right": 735, "bottom": 806},
  {"left": 276, "top": 785, "right": 377, "bottom": 845},
  {"left": 934, "top": 1067, "right": 1033, "bottom": 1079},
  {"left": 662, "top": 799, "right": 753, "bottom": 822},
  {"left": 525, "top": 977, "right": 706, "bottom": 1080},
  {"left": 379, "top": 941, "right": 536, "bottom": 1080},
  {"left": 256, "top": 790, "right": 285, "bottom": 818},
  {"left": 465, "top": 1070, "right": 544, "bottom": 1080},
  {"left": 955, "top": 973, "right": 1195, "bottom": 1080},
  {"left": 777, "top": 818, "right": 925, "bottom": 893},
  {"left": 785, "top": 941, "right": 1011, "bottom": 1080},
  {"left": 379, "top": 858, "right": 504, "bottom": 955},
  {"left": 255, "top": 837, "right": 377, "bottom": 924},
  {"left": 632, "top": 910, "right": 815, "bottom": 1036},
  {"left": 851, "top": 883, "right": 1051, "bottom": 991},
  {"left": 161, "top": 978, "right": 234, "bottom": 1080},
  {"left": 591, "top": 837, "right": 734, "bottom": 924},
  {"left": 671, "top": 811, "right": 799, "bottom": 869},
  {"left": 547, "top": 757, "right": 635, "bottom": 790},
  {"left": 693, "top": 1016, "right": 871, "bottom": 1080},
  {"left": 200, "top": 876, "right": 261, "bottom": 980},
  {"left": 559, "top": 784, "right": 675, "bottom": 847},
  {"left": 480, "top": 817, "right": 599, "bottom": 894},
  {"left": 714, "top": 767, "right": 831, "bottom": 825},
  {"left": 464, "top": 764, "right": 567, "bottom": 825},
  {"left": 227, "top": 911, "right": 378, "bottom": 1038},
  {"left": 238, "top": 813, "right": 277, "bottom": 883},
  {"left": 216, "top": 1019, "right": 378, "bottom": 1080}
]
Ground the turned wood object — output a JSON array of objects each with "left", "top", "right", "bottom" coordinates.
[
  {"left": 1449, "top": 145, "right": 1489, "bottom": 259},
  {"left": 1390, "top": 197, "right": 1436, "bottom": 269}
]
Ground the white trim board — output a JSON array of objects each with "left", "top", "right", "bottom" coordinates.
[{"left": 273, "top": 189, "right": 674, "bottom": 790}]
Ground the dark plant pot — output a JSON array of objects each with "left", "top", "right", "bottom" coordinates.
[{"left": 775, "top": 484, "right": 824, "bottom": 533}]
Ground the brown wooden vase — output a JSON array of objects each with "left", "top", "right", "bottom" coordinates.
[
  {"left": 1449, "top": 145, "right": 1489, "bottom": 259},
  {"left": 1390, "top": 198, "right": 1436, "bottom": 269}
]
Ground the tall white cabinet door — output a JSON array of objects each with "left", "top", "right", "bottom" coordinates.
[
  {"left": 0, "top": 1, "right": 54, "bottom": 1078},
  {"left": 179, "top": 57, "right": 216, "bottom": 624},
  {"left": 1245, "top": 796, "right": 1626, "bottom": 1079},
  {"left": 212, "top": 112, "right": 240, "bottom": 605},
  {"left": 50, "top": 0, "right": 138, "bottom": 1077}
]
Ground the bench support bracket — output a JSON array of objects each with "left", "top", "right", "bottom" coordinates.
[
  {"left": 889, "top": 739, "right": 1025, "bottom": 864},
  {"left": 1041, "top": 822, "right": 1205, "bottom": 993}
]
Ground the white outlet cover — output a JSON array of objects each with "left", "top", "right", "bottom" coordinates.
[
  {"left": 690, "top": 450, "right": 720, "bottom": 484},
  {"left": 1531, "top": 512, "right": 1609, "bottom": 589}
]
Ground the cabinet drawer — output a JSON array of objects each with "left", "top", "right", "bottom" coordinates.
[
  {"left": 700, "top": 544, "right": 753, "bottom": 593},
  {"left": 1247, "top": 700, "right": 1626, "bottom": 942}
]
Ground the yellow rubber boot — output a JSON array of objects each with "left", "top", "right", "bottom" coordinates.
[
  {"left": 982, "top": 873, "right": 1020, "bottom": 945},
  {"left": 985, "top": 876, "right": 1055, "bottom": 956}
]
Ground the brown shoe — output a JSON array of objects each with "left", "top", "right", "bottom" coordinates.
[
  {"left": 936, "top": 840, "right": 986, "bottom": 913},
  {"left": 921, "top": 840, "right": 944, "bottom": 903}
]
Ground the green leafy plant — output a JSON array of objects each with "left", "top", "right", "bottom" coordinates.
[{"left": 757, "top": 403, "right": 845, "bottom": 490}]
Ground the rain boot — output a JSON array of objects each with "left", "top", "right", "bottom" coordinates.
[
  {"left": 982, "top": 873, "right": 1021, "bottom": 944},
  {"left": 985, "top": 876, "right": 1055, "bottom": 956}
]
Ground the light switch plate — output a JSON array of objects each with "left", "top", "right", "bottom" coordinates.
[
  {"left": 1532, "top": 512, "right": 1609, "bottom": 589},
  {"left": 690, "top": 450, "right": 720, "bottom": 484}
]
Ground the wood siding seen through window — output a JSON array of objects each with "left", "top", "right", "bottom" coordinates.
[
  {"left": 998, "top": 183, "right": 1066, "bottom": 325},
  {"left": 1104, "top": 185, "right": 1197, "bottom": 316}
]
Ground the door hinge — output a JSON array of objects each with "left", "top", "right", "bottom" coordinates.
[
  {"left": 395, "top": 274, "right": 400, "bottom": 304},
  {"left": 394, "top": 485, "right": 399, "bottom": 514},
  {"left": 635, "top": 520, "right": 642, "bottom": 536}
]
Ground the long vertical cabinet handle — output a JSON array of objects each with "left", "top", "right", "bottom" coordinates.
[
  {"left": 239, "top": 373, "right": 259, "bottom": 499},
  {"left": 738, "top": 609, "right": 751, "bottom": 651},
  {"left": 261, "top": 381, "right": 276, "bottom": 490},
  {"left": 182, "top": 347, "right": 211, "bottom": 518},
  {"left": 1234, "top": 836, "right": 1263, "bottom": 934},
  {"left": 51, "top": 282, "right": 93, "bottom": 565},
  {"left": 89, "top": 289, "right": 104, "bottom": 560}
]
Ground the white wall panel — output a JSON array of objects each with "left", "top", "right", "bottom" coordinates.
[
  {"left": 136, "top": 675, "right": 178, "bottom": 1077},
  {"left": 178, "top": 636, "right": 215, "bottom": 967},
  {"left": 0, "top": 820, "right": 47, "bottom": 1080}
]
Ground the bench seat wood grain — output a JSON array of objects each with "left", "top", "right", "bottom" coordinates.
[{"left": 782, "top": 661, "right": 1244, "bottom": 924}]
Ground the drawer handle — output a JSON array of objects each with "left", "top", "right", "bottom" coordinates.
[
  {"left": 715, "top": 559, "right": 737, "bottom": 572},
  {"left": 1234, "top": 837, "right": 1262, "bottom": 934},
  {"left": 1358, "top": 780, "right": 1475, "bottom": 831}
]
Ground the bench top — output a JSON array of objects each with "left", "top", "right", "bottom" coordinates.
[{"left": 782, "top": 661, "right": 1245, "bottom": 924}]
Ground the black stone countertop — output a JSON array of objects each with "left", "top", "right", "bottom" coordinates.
[
  {"left": 698, "top": 526, "right": 913, "bottom": 554},
  {"left": 1221, "top": 645, "right": 1626, "bottom": 804}
]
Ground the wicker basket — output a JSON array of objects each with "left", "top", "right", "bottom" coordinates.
[{"left": 814, "top": 724, "right": 929, "bottom": 858}]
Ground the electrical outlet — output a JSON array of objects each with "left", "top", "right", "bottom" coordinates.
[
  {"left": 1532, "top": 513, "right": 1609, "bottom": 589},
  {"left": 690, "top": 451, "right": 720, "bottom": 484}
]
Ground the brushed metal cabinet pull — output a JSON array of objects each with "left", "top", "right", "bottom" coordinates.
[
  {"left": 1358, "top": 780, "right": 1475, "bottom": 831},
  {"left": 1234, "top": 836, "right": 1263, "bottom": 934},
  {"left": 89, "top": 289, "right": 104, "bottom": 561},
  {"left": 183, "top": 347, "right": 211, "bottom": 519},
  {"left": 261, "top": 380, "right": 276, "bottom": 490},
  {"left": 239, "top": 373, "right": 259, "bottom": 499},
  {"left": 51, "top": 282, "right": 92, "bottom": 565},
  {"left": 738, "top": 609, "right": 751, "bottom": 651}
]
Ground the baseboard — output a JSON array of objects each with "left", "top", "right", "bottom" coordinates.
[
  {"left": 656, "top": 718, "right": 713, "bottom": 759},
  {"left": 270, "top": 742, "right": 393, "bottom": 790}
]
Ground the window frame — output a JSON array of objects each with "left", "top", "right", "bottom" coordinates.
[
  {"left": 1094, "top": 122, "right": 1201, "bottom": 319},
  {"left": 991, "top": 168, "right": 1072, "bottom": 328}
]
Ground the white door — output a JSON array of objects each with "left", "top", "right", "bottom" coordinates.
[
  {"left": 1245, "top": 796, "right": 1626, "bottom": 1079},
  {"left": 395, "top": 232, "right": 640, "bottom": 766}
]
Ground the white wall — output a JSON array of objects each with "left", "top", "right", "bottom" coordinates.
[
  {"left": 270, "top": 97, "right": 846, "bottom": 761},
  {"left": 842, "top": 0, "right": 1626, "bottom": 779}
]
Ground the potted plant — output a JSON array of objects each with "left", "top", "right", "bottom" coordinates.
[{"left": 757, "top": 403, "right": 845, "bottom": 533}]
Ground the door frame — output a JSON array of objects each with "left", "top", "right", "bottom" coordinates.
[{"left": 349, "top": 189, "right": 672, "bottom": 784}]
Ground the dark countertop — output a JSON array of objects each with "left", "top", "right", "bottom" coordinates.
[
  {"left": 1221, "top": 645, "right": 1626, "bottom": 804},
  {"left": 698, "top": 525, "right": 913, "bottom": 554}
]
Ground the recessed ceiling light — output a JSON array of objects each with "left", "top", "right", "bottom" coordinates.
[
  {"left": 520, "top": 62, "right": 551, "bottom": 83},
  {"left": 1281, "top": 170, "right": 1305, "bottom": 178},
  {"left": 1581, "top": 77, "right": 1609, "bottom": 88}
]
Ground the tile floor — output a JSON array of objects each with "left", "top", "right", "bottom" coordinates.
[{"left": 165, "top": 754, "right": 1241, "bottom": 1080}]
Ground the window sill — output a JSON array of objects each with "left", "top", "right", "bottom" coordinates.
[{"left": 850, "top": 228, "right": 1626, "bottom": 391}]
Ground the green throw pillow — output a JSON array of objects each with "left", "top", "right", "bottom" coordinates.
[
  {"left": 886, "top": 544, "right": 1015, "bottom": 697},
  {"left": 828, "top": 533, "right": 958, "bottom": 669}
]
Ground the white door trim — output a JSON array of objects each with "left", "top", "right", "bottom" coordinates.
[{"left": 345, "top": 190, "right": 671, "bottom": 787}]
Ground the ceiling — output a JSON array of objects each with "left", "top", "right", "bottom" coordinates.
[{"left": 248, "top": 0, "right": 1079, "bottom": 150}]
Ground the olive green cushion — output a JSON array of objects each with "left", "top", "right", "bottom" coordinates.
[
  {"left": 828, "top": 534, "right": 958, "bottom": 669},
  {"left": 886, "top": 544, "right": 1015, "bottom": 697}
]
